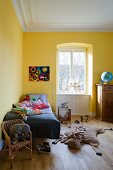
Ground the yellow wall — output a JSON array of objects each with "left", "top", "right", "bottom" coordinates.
[
  {"left": 0, "top": 0, "right": 23, "bottom": 139},
  {"left": 23, "top": 32, "right": 113, "bottom": 113},
  {"left": 0, "top": 1, "right": 113, "bottom": 138}
]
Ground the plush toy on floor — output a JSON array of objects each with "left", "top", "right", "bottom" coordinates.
[{"left": 80, "top": 115, "right": 89, "bottom": 122}]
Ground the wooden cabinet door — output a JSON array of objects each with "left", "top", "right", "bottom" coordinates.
[
  {"left": 103, "top": 92, "right": 113, "bottom": 119},
  {"left": 96, "top": 88, "right": 102, "bottom": 119},
  {"left": 96, "top": 85, "right": 102, "bottom": 119},
  {"left": 96, "top": 84, "right": 113, "bottom": 122}
]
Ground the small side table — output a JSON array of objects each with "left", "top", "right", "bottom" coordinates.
[{"left": 58, "top": 107, "right": 71, "bottom": 122}]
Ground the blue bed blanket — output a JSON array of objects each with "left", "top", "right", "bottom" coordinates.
[{"left": 4, "top": 107, "right": 60, "bottom": 139}]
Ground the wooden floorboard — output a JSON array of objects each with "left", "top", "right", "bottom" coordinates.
[{"left": 0, "top": 116, "right": 113, "bottom": 170}]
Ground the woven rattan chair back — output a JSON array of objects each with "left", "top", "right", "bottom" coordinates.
[{"left": 1, "top": 119, "right": 32, "bottom": 169}]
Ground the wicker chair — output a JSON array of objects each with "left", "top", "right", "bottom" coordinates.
[{"left": 1, "top": 119, "right": 32, "bottom": 168}]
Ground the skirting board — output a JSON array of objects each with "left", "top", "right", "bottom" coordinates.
[
  {"left": 90, "top": 112, "right": 96, "bottom": 117},
  {"left": 0, "top": 139, "right": 5, "bottom": 151}
]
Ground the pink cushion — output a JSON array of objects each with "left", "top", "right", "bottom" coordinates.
[{"left": 18, "top": 101, "right": 33, "bottom": 107}]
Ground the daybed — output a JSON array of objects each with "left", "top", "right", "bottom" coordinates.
[{"left": 3, "top": 94, "right": 60, "bottom": 139}]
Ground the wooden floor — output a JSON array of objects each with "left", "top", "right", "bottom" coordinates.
[{"left": 0, "top": 116, "right": 113, "bottom": 170}]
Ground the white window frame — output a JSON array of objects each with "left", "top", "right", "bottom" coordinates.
[{"left": 57, "top": 47, "right": 87, "bottom": 95}]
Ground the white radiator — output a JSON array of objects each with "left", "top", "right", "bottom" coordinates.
[{"left": 56, "top": 94, "right": 90, "bottom": 115}]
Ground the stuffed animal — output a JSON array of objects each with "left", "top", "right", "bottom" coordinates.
[
  {"left": 10, "top": 124, "right": 30, "bottom": 144},
  {"left": 60, "top": 125, "right": 105, "bottom": 149}
]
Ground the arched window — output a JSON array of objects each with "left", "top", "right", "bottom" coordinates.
[{"left": 57, "top": 43, "right": 93, "bottom": 95}]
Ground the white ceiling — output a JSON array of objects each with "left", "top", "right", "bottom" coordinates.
[{"left": 12, "top": 0, "right": 113, "bottom": 32}]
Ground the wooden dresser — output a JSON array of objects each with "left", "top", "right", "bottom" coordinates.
[{"left": 96, "top": 84, "right": 113, "bottom": 122}]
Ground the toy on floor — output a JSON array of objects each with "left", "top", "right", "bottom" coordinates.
[
  {"left": 80, "top": 115, "right": 89, "bottom": 122},
  {"left": 37, "top": 141, "right": 51, "bottom": 153}
]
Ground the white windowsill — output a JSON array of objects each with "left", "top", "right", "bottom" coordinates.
[{"left": 56, "top": 93, "right": 90, "bottom": 96}]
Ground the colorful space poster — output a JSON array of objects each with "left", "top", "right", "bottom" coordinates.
[{"left": 29, "top": 66, "right": 50, "bottom": 81}]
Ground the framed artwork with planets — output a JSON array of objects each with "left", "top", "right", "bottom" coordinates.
[{"left": 29, "top": 66, "right": 50, "bottom": 81}]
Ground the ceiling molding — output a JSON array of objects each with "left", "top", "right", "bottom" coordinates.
[
  {"left": 26, "top": 23, "right": 113, "bottom": 32},
  {"left": 19, "top": 0, "right": 33, "bottom": 27},
  {"left": 12, "top": 0, "right": 113, "bottom": 32},
  {"left": 12, "top": 0, "right": 26, "bottom": 31}
]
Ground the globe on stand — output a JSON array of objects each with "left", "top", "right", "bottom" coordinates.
[{"left": 100, "top": 72, "right": 113, "bottom": 84}]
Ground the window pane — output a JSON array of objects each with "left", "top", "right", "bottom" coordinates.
[
  {"left": 72, "top": 52, "right": 85, "bottom": 93},
  {"left": 58, "top": 50, "right": 86, "bottom": 94},
  {"left": 59, "top": 52, "right": 70, "bottom": 65},
  {"left": 58, "top": 52, "right": 71, "bottom": 93}
]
